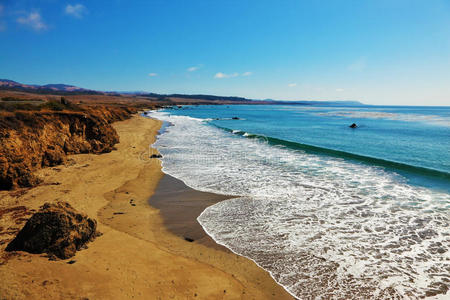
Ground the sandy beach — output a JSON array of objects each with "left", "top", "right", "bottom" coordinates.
[{"left": 0, "top": 115, "right": 292, "bottom": 299}]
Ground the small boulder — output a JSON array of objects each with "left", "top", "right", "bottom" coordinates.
[
  {"left": 232, "top": 117, "right": 240, "bottom": 120},
  {"left": 150, "top": 154, "right": 162, "bottom": 158},
  {"left": 349, "top": 123, "right": 358, "bottom": 128},
  {"left": 42, "top": 147, "right": 66, "bottom": 167},
  {"left": 6, "top": 202, "right": 99, "bottom": 259}
]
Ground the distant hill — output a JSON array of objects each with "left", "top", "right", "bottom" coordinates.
[
  {"left": 0, "top": 79, "right": 101, "bottom": 95},
  {"left": 138, "top": 93, "right": 251, "bottom": 102},
  {"left": 266, "top": 100, "right": 365, "bottom": 106},
  {"left": 127, "top": 93, "right": 364, "bottom": 105},
  {"left": 0, "top": 79, "right": 364, "bottom": 105}
]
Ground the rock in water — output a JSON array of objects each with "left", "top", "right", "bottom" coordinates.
[
  {"left": 349, "top": 123, "right": 358, "bottom": 128},
  {"left": 6, "top": 202, "right": 98, "bottom": 259}
]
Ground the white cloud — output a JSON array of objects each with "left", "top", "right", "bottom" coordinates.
[
  {"left": 288, "top": 83, "right": 297, "bottom": 87},
  {"left": 348, "top": 57, "right": 367, "bottom": 72},
  {"left": 242, "top": 71, "right": 252, "bottom": 76},
  {"left": 17, "top": 12, "right": 47, "bottom": 31},
  {"left": 187, "top": 66, "right": 200, "bottom": 72},
  {"left": 214, "top": 72, "right": 227, "bottom": 79},
  {"left": 148, "top": 73, "right": 158, "bottom": 77},
  {"left": 65, "top": 4, "right": 87, "bottom": 18},
  {"left": 214, "top": 72, "right": 239, "bottom": 79},
  {"left": 336, "top": 88, "right": 345, "bottom": 92}
]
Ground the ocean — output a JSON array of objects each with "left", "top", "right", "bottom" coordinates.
[{"left": 148, "top": 104, "right": 450, "bottom": 299}]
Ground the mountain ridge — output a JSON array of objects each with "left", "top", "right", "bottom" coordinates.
[{"left": 0, "top": 79, "right": 364, "bottom": 105}]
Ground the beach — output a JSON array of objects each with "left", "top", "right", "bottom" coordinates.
[{"left": 0, "top": 115, "right": 292, "bottom": 299}]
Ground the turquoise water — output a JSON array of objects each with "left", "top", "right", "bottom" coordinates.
[
  {"left": 168, "top": 104, "right": 450, "bottom": 192},
  {"left": 149, "top": 104, "right": 450, "bottom": 299}
]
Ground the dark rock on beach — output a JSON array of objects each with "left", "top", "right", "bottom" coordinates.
[
  {"left": 150, "top": 154, "right": 162, "bottom": 158},
  {"left": 5, "top": 202, "right": 99, "bottom": 259}
]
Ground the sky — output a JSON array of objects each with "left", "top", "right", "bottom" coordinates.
[{"left": 0, "top": 0, "right": 449, "bottom": 105}]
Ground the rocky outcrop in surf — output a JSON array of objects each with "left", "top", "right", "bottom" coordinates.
[
  {"left": 0, "top": 106, "right": 136, "bottom": 190},
  {"left": 5, "top": 202, "right": 99, "bottom": 259}
]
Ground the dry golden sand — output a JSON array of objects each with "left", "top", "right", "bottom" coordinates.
[{"left": 0, "top": 115, "right": 293, "bottom": 299}]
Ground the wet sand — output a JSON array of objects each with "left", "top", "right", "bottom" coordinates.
[
  {"left": 149, "top": 174, "right": 232, "bottom": 250},
  {"left": 0, "top": 114, "right": 293, "bottom": 299}
]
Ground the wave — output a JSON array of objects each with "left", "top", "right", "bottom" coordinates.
[
  {"left": 148, "top": 110, "right": 450, "bottom": 299},
  {"left": 218, "top": 125, "right": 450, "bottom": 182}
]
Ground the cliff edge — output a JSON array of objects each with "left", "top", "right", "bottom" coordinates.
[{"left": 0, "top": 106, "right": 137, "bottom": 190}]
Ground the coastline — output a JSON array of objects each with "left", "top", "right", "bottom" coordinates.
[
  {"left": 0, "top": 114, "right": 292, "bottom": 299},
  {"left": 149, "top": 174, "right": 232, "bottom": 250}
]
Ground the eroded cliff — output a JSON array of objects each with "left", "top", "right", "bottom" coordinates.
[{"left": 0, "top": 106, "right": 137, "bottom": 189}]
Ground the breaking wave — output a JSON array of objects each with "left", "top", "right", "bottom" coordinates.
[{"left": 148, "top": 111, "right": 450, "bottom": 299}]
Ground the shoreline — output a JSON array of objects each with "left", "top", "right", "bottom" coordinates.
[
  {"left": 0, "top": 114, "right": 292, "bottom": 299},
  {"left": 152, "top": 173, "right": 301, "bottom": 300},
  {"left": 149, "top": 173, "right": 232, "bottom": 251}
]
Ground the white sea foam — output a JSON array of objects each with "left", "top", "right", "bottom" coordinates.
[{"left": 148, "top": 111, "right": 450, "bottom": 299}]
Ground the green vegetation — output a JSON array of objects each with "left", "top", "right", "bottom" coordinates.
[
  {"left": 0, "top": 98, "right": 83, "bottom": 112},
  {"left": 39, "top": 101, "right": 67, "bottom": 111},
  {"left": 1, "top": 96, "right": 44, "bottom": 102},
  {"left": 0, "top": 102, "right": 38, "bottom": 111}
]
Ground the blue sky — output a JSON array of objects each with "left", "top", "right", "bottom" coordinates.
[{"left": 0, "top": 0, "right": 449, "bottom": 105}]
